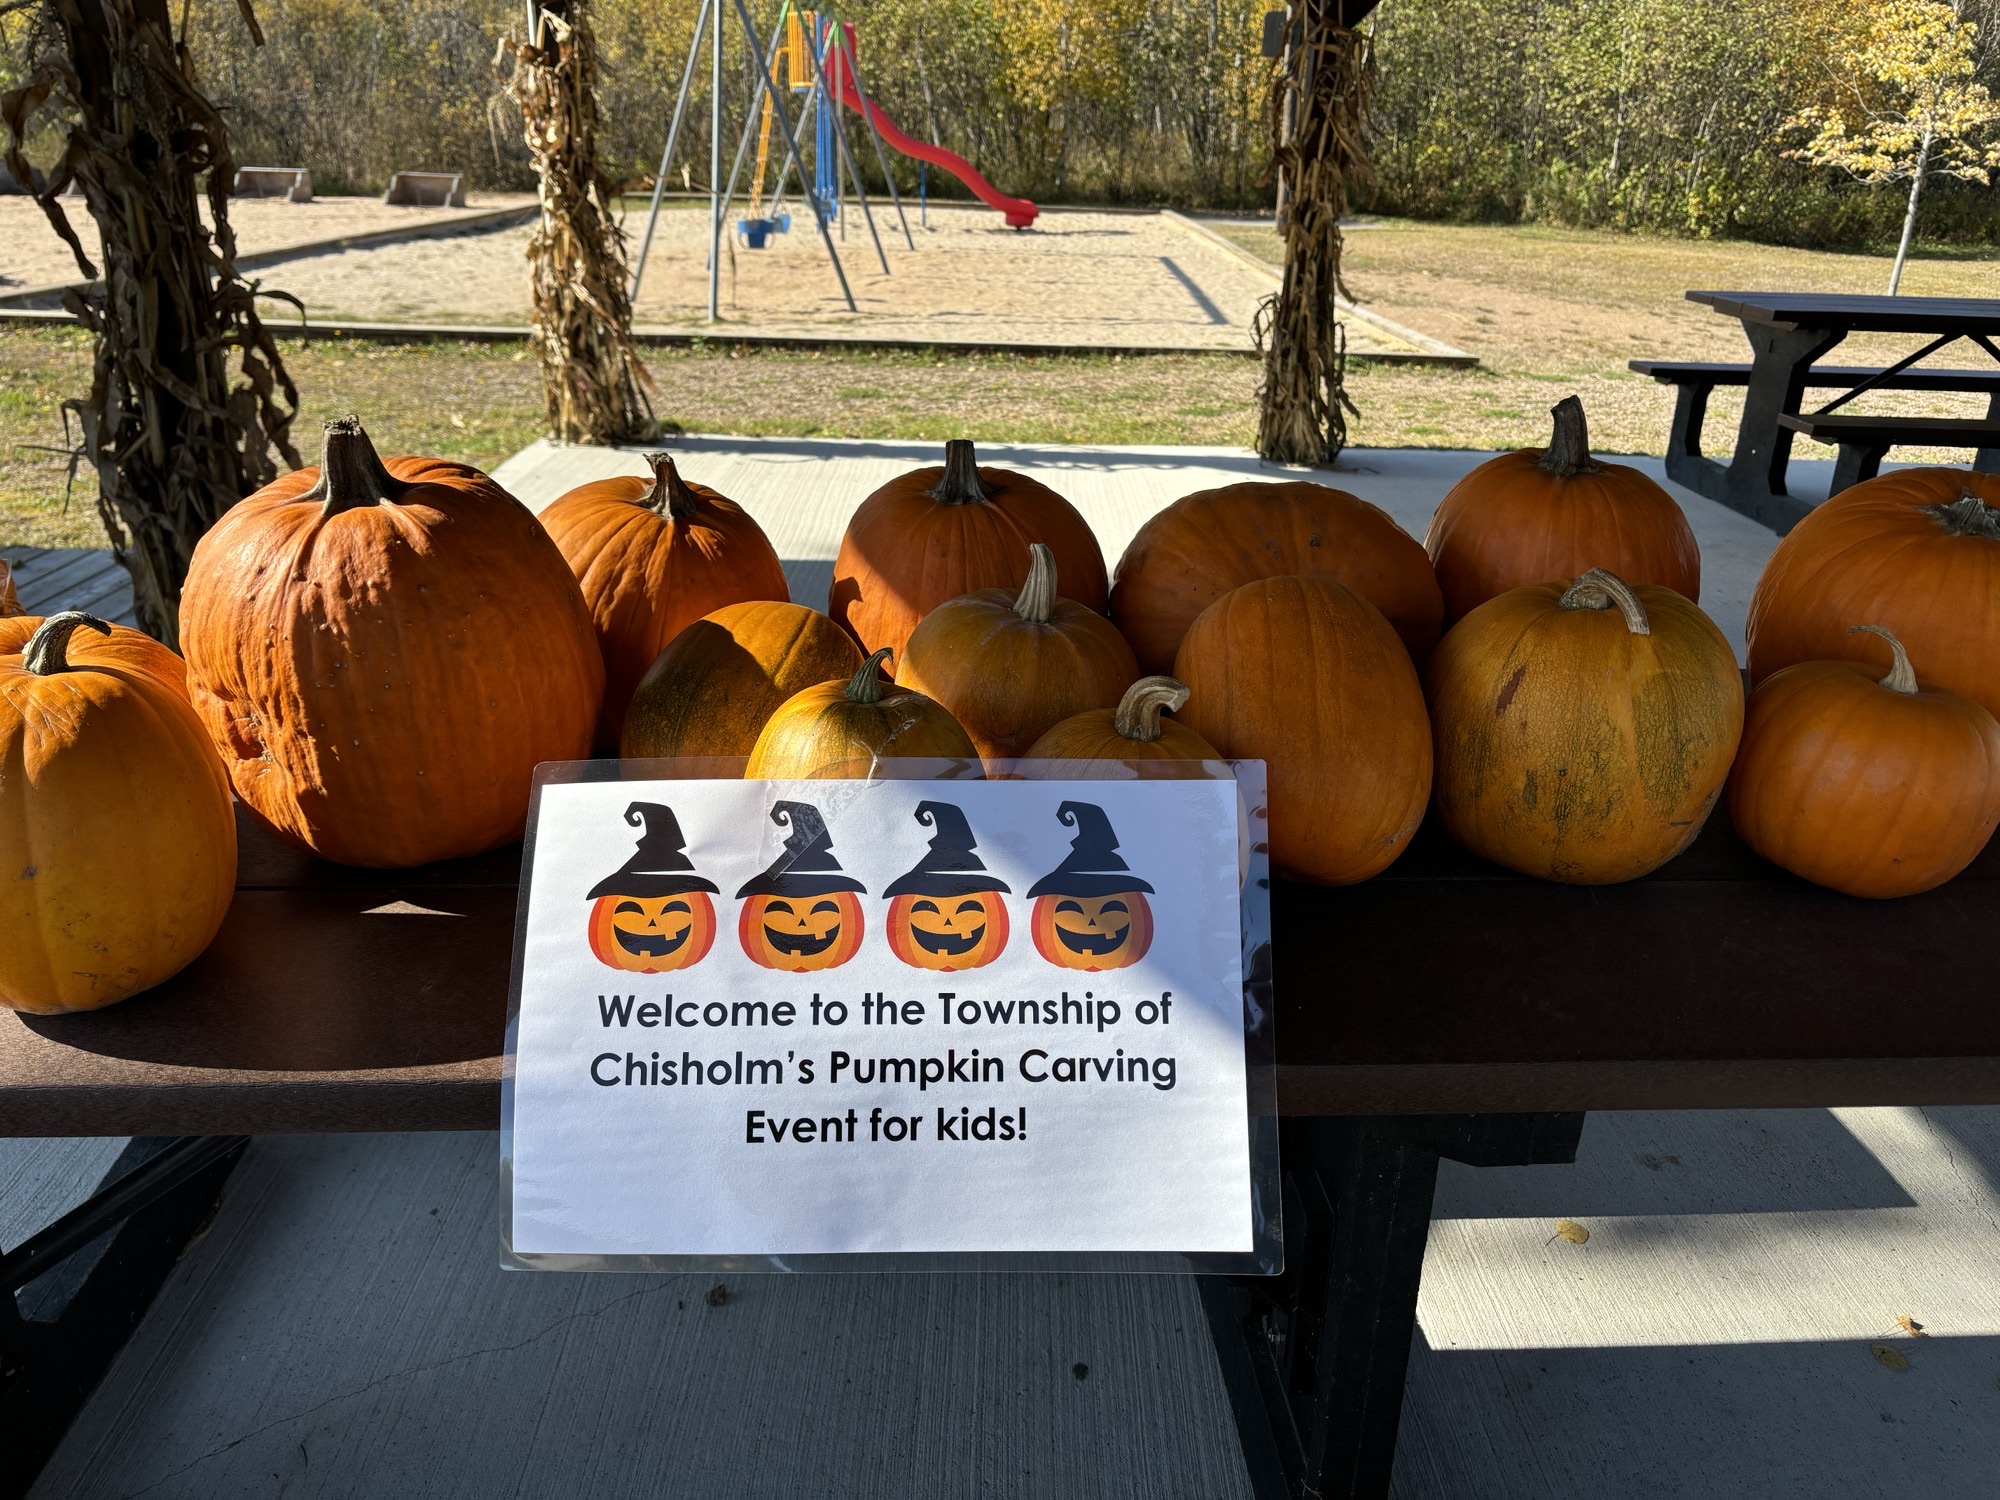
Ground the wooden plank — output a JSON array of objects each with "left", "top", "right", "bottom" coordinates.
[{"left": 12, "top": 549, "right": 121, "bottom": 613}]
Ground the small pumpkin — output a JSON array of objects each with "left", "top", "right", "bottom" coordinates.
[
  {"left": 1023, "top": 676, "right": 1222, "bottom": 769},
  {"left": 1728, "top": 625, "right": 2000, "bottom": 899},
  {"left": 896, "top": 542, "right": 1138, "bottom": 769},
  {"left": 179, "top": 417, "right": 602, "bottom": 868},
  {"left": 541, "top": 451, "right": 789, "bottom": 751},
  {"left": 1747, "top": 471, "right": 2000, "bottom": 722},
  {"left": 0, "top": 614, "right": 188, "bottom": 698},
  {"left": 1425, "top": 396, "right": 1701, "bottom": 623},
  {"left": 1025, "top": 801, "right": 1155, "bottom": 971},
  {"left": 621, "top": 600, "right": 863, "bottom": 760},
  {"left": 882, "top": 800, "right": 1011, "bottom": 971},
  {"left": 584, "top": 802, "right": 720, "bottom": 972},
  {"left": 1427, "top": 568, "right": 1743, "bottom": 884},
  {"left": 1174, "top": 576, "right": 1433, "bottom": 885},
  {"left": 734, "top": 801, "right": 866, "bottom": 971},
  {"left": 745, "top": 647, "right": 979, "bottom": 780},
  {"left": 829, "top": 438, "right": 1107, "bottom": 661},
  {"left": 0, "top": 613, "right": 237, "bottom": 1014},
  {"left": 1110, "top": 480, "right": 1443, "bottom": 671}
]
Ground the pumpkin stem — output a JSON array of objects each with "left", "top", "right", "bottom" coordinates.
[
  {"left": 1925, "top": 491, "right": 2000, "bottom": 541},
  {"left": 1538, "top": 396, "right": 1604, "bottom": 479},
  {"left": 1558, "top": 567, "right": 1651, "bottom": 635},
  {"left": 307, "top": 416, "right": 410, "bottom": 515},
  {"left": 928, "top": 439, "right": 1000, "bottom": 506},
  {"left": 1113, "top": 676, "right": 1190, "bottom": 742},
  {"left": 845, "top": 646, "right": 894, "bottom": 705},
  {"left": 641, "top": 451, "right": 700, "bottom": 520},
  {"left": 1013, "top": 543, "right": 1058, "bottom": 623},
  {"left": 1850, "top": 624, "right": 1920, "bottom": 695},
  {"left": 22, "top": 610, "right": 111, "bottom": 675}
]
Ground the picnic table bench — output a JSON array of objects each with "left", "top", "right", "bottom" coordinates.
[
  {"left": 6, "top": 802, "right": 1998, "bottom": 1498},
  {"left": 1643, "top": 292, "right": 2000, "bottom": 533}
]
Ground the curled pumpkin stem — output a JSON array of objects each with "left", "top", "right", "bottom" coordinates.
[
  {"left": 1013, "top": 543, "right": 1058, "bottom": 623},
  {"left": 1850, "top": 624, "right": 1920, "bottom": 695},
  {"left": 929, "top": 439, "right": 1000, "bottom": 506},
  {"left": 1925, "top": 492, "right": 2000, "bottom": 541},
  {"left": 309, "top": 416, "right": 411, "bottom": 515},
  {"left": 23, "top": 611, "right": 112, "bottom": 676},
  {"left": 641, "top": 451, "right": 699, "bottom": 520},
  {"left": 1559, "top": 567, "right": 1650, "bottom": 635},
  {"left": 846, "top": 646, "right": 894, "bottom": 704},
  {"left": 1538, "top": 396, "right": 1604, "bottom": 479},
  {"left": 1114, "top": 676, "right": 1191, "bottom": 742}
]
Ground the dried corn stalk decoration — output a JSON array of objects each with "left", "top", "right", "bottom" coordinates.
[
  {"left": 497, "top": 1, "right": 658, "bottom": 445},
  {"left": 1255, "top": 3, "right": 1374, "bottom": 466},
  {"left": 2, "top": 0, "right": 300, "bottom": 642}
]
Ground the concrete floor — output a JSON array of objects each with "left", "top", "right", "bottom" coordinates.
[{"left": 18, "top": 439, "right": 2000, "bottom": 1497}]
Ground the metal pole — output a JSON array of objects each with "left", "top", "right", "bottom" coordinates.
[
  {"left": 731, "top": 0, "right": 856, "bottom": 312},
  {"left": 717, "top": 0, "right": 793, "bottom": 240},
  {"left": 833, "top": 24, "right": 914, "bottom": 251},
  {"left": 706, "top": 0, "right": 724, "bottom": 321},
  {"left": 630, "top": 2, "right": 713, "bottom": 301},
  {"left": 802, "top": 22, "right": 888, "bottom": 274},
  {"left": 766, "top": 87, "right": 816, "bottom": 221}
]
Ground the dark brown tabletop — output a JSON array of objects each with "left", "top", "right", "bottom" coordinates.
[
  {"left": 4, "top": 806, "right": 1997, "bottom": 1136},
  {"left": 1687, "top": 290, "right": 2000, "bottom": 338}
]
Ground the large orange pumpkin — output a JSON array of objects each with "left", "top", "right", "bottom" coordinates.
[
  {"left": 1110, "top": 481, "right": 1443, "bottom": 671},
  {"left": 1427, "top": 568, "right": 1743, "bottom": 884},
  {"left": 621, "top": 600, "right": 863, "bottom": 759},
  {"left": 179, "top": 417, "right": 603, "bottom": 868},
  {"left": 746, "top": 648, "right": 979, "bottom": 779},
  {"left": 0, "top": 612, "right": 237, "bottom": 1013},
  {"left": 1746, "top": 470, "right": 2000, "bottom": 722},
  {"left": 1023, "top": 676, "right": 1222, "bottom": 770},
  {"left": 1425, "top": 396, "right": 1701, "bottom": 623},
  {"left": 896, "top": 542, "right": 1138, "bottom": 769},
  {"left": 541, "top": 452, "right": 789, "bottom": 750},
  {"left": 829, "top": 439, "right": 1107, "bottom": 660},
  {"left": 0, "top": 614, "right": 188, "bottom": 698},
  {"left": 1174, "top": 577, "right": 1432, "bottom": 884},
  {"left": 1728, "top": 625, "right": 2000, "bottom": 898}
]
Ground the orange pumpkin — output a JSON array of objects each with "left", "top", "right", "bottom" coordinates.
[
  {"left": 584, "top": 802, "right": 720, "bottom": 971},
  {"left": 882, "top": 800, "right": 1012, "bottom": 971},
  {"left": 1025, "top": 801, "right": 1156, "bottom": 971},
  {"left": 1728, "top": 625, "right": 2000, "bottom": 898},
  {"left": 734, "top": 799, "right": 867, "bottom": 971},
  {"left": 746, "top": 648, "right": 980, "bottom": 779},
  {"left": 1174, "top": 577, "right": 1432, "bottom": 885},
  {"left": 1747, "top": 471, "right": 2000, "bottom": 722},
  {"left": 0, "top": 614, "right": 188, "bottom": 698},
  {"left": 829, "top": 439, "right": 1108, "bottom": 661},
  {"left": 541, "top": 452, "right": 789, "bottom": 751},
  {"left": 1110, "top": 480, "right": 1443, "bottom": 671},
  {"left": 179, "top": 418, "right": 602, "bottom": 868},
  {"left": 1023, "top": 676, "right": 1222, "bottom": 770},
  {"left": 897, "top": 542, "right": 1138, "bottom": 769},
  {"left": 1427, "top": 568, "right": 1743, "bottom": 884},
  {"left": 621, "top": 600, "right": 863, "bottom": 759},
  {"left": 1, "top": 612, "right": 237, "bottom": 1013},
  {"left": 1425, "top": 396, "right": 1701, "bottom": 623}
]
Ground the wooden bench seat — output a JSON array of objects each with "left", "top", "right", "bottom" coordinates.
[{"left": 1779, "top": 412, "right": 2000, "bottom": 494}]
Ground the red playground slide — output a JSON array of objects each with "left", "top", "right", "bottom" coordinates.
[{"left": 826, "top": 27, "right": 1039, "bottom": 230}]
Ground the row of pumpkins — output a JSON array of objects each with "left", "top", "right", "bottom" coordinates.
[{"left": 5, "top": 398, "right": 2000, "bottom": 1015}]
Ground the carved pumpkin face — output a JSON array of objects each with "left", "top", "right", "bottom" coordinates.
[
  {"left": 1030, "top": 891, "right": 1153, "bottom": 971},
  {"left": 885, "top": 892, "right": 1009, "bottom": 971},
  {"left": 738, "top": 892, "right": 865, "bottom": 971},
  {"left": 588, "top": 892, "right": 717, "bottom": 973}
]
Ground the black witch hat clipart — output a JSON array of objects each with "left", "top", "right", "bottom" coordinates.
[
  {"left": 585, "top": 803, "right": 720, "bottom": 973},
  {"left": 735, "top": 801, "right": 867, "bottom": 898},
  {"left": 883, "top": 802, "right": 1011, "bottom": 898},
  {"left": 1026, "top": 801, "right": 1156, "bottom": 899},
  {"left": 1026, "top": 801, "right": 1156, "bottom": 971},
  {"left": 588, "top": 803, "right": 719, "bottom": 899},
  {"left": 736, "top": 801, "right": 866, "bottom": 971}
]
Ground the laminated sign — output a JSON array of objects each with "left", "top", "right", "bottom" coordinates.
[{"left": 503, "top": 767, "right": 1274, "bottom": 1271}]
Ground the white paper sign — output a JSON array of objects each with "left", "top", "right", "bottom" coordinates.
[{"left": 507, "top": 776, "right": 1255, "bottom": 1258}]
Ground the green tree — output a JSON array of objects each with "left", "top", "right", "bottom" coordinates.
[{"left": 1783, "top": 0, "right": 2000, "bottom": 291}]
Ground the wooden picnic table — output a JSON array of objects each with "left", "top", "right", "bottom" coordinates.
[
  {"left": 7, "top": 805, "right": 1998, "bottom": 1499},
  {"left": 1670, "top": 290, "right": 2000, "bottom": 531}
]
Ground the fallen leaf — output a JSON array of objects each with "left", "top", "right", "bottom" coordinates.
[
  {"left": 449, "top": 413, "right": 467, "bottom": 429},
  {"left": 1897, "top": 1316, "right": 1928, "bottom": 1339},
  {"left": 1553, "top": 1219, "right": 1589, "bottom": 1245},
  {"left": 1870, "top": 1344, "right": 1910, "bottom": 1372}
]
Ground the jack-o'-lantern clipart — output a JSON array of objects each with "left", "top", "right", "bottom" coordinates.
[
  {"left": 586, "top": 803, "right": 720, "bottom": 972},
  {"left": 1028, "top": 801, "right": 1155, "bottom": 972},
  {"left": 735, "top": 800, "right": 866, "bottom": 971},
  {"left": 883, "top": 801, "right": 1010, "bottom": 971}
]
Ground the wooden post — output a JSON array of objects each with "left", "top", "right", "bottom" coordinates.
[
  {"left": 2, "top": 0, "right": 300, "bottom": 642},
  {"left": 1255, "top": 1, "right": 1376, "bottom": 467}
]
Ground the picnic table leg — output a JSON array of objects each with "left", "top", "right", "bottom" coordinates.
[
  {"left": 1718, "top": 323, "right": 1845, "bottom": 533},
  {"left": 1201, "top": 1113, "right": 1585, "bottom": 1500},
  {"left": 1977, "top": 388, "right": 2000, "bottom": 475}
]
